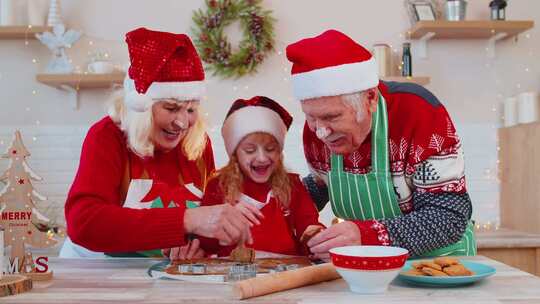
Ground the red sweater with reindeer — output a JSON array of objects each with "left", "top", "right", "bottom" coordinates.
[
  {"left": 199, "top": 174, "right": 323, "bottom": 257},
  {"left": 64, "top": 116, "right": 215, "bottom": 253}
]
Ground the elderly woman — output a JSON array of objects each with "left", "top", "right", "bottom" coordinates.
[{"left": 61, "top": 28, "right": 251, "bottom": 258}]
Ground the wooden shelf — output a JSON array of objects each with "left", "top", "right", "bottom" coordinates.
[
  {"left": 36, "top": 72, "right": 125, "bottom": 89},
  {"left": 406, "top": 20, "right": 534, "bottom": 39},
  {"left": 36, "top": 72, "right": 125, "bottom": 109},
  {"left": 381, "top": 76, "right": 430, "bottom": 86},
  {"left": 405, "top": 20, "right": 534, "bottom": 58},
  {"left": 0, "top": 25, "right": 52, "bottom": 39}
]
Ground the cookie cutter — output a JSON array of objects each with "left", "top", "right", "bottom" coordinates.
[
  {"left": 225, "top": 263, "right": 257, "bottom": 282},
  {"left": 191, "top": 263, "right": 207, "bottom": 274},
  {"left": 179, "top": 264, "right": 192, "bottom": 274},
  {"left": 271, "top": 264, "right": 299, "bottom": 273}
]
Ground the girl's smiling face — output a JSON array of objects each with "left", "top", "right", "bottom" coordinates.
[{"left": 235, "top": 132, "right": 281, "bottom": 183}]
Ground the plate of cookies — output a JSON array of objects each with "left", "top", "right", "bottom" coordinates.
[{"left": 398, "top": 257, "right": 496, "bottom": 287}]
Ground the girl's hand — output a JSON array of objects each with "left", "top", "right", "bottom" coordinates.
[
  {"left": 162, "top": 238, "right": 205, "bottom": 261},
  {"left": 234, "top": 200, "right": 265, "bottom": 226}
]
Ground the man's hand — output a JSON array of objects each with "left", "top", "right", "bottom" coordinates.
[
  {"left": 162, "top": 238, "right": 205, "bottom": 261},
  {"left": 184, "top": 204, "right": 253, "bottom": 245},
  {"left": 307, "top": 221, "right": 361, "bottom": 258}
]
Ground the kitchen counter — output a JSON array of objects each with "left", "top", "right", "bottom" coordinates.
[{"left": 3, "top": 255, "right": 540, "bottom": 303}]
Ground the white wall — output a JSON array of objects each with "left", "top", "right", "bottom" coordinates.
[{"left": 1, "top": 0, "right": 539, "bottom": 227}]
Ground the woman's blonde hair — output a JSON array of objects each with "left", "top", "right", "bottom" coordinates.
[
  {"left": 108, "top": 93, "right": 207, "bottom": 160},
  {"left": 217, "top": 132, "right": 291, "bottom": 208}
]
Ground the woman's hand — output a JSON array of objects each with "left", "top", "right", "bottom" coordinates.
[
  {"left": 162, "top": 239, "right": 205, "bottom": 261},
  {"left": 234, "top": 200, "right": 265, "bottom": 226},
  {"left": 184, "top": 204, "right": 252, "bottom": 246},
  {"left": 307, "top": 221, "right": 361, "bottom": 259}
]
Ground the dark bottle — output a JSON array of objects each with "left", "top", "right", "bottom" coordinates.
[
  {"left": 401, "top": 42, "right": 412, "bottom": 77},
  {"left": 489, "top": 0, "right": 507, "bottom": 20}
]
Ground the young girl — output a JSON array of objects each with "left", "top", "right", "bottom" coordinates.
[{"left": 200, "top": 96, "right": 324, "bottom": 257}]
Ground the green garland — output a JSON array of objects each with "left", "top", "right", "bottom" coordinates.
[{"left": 192, "top": 0, "right": 276, "bottom": 78}]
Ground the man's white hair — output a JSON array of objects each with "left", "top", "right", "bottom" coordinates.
[
  {"left": 342, "top": 91, "right": 368, "bottom": 122},
  {"left": 107, "top": 92, "right": 207, "bottom": 160}
]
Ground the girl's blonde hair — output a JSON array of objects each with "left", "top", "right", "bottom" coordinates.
[
  {"left": 217, "top": 132, "right": 291, "bottom": 208},
  {"left": 108, "top": 93, "right": 207, "bottom": 160}
]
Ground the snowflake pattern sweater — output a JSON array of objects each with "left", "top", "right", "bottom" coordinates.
[
  {"left": 64, "top": 116, "right": 215, "bottom": 253},
  {"left": 302, "top": 81, "right": 473, "bottom": 256},
  {"left": 199, "top": 173, "right": 323, "bottom": 257}
]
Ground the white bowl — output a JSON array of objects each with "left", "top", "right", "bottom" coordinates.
[{"left": 329, "top": 245, "right": 408, "bottom": 294}]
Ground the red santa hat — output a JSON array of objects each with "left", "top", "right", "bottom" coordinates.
[
  {"left": 123, "top": 28, "right": 205, "bottom": 112},
  {"left": 222, "top": 96, "right": 293, "bottom": 156},
  {"left": 286, "top": 29, "right": 379, "bottom": 101}
]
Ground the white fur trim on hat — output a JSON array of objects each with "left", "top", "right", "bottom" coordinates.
[
  {"left": 291, "top": 57, "right": 379, "bottom": 101},
  {"left": 221, "top": 106, "right": 288, "bottom": 156},
  {"left": 123, "top": 77, "right": 205, "bottom": 112}
]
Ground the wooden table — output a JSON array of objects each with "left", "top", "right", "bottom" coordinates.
[{"left": 4, "top": 256, "right": 540, "bottom": 303}]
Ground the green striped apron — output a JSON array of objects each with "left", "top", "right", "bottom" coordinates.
[{"left": 327, "top": 95, "right": 476, "bottom": 257}]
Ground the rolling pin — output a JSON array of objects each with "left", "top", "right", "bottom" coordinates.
[{"left": 232, "top": 263, "right": 341, "bottom": 300}]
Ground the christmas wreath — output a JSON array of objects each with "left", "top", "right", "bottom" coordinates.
[{"left": 192, "top": 0, "right": 276, "bottom": 78}]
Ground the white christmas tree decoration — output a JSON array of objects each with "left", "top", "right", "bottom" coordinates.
[
  {"left": 0, "top": 131, "right": 58, "bottom": 271},
  {"left": 47, "top": 0, "right": 63, "bottom": 27},
  {"left": 36, "top": 24, "right": 82, "bottom": 74}
]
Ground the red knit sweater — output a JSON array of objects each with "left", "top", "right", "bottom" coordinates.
[
  {"left": 65, "top": 117, "right": 215, "bottom": 252},
  {"left": 199, "top": 174, "right": 323, "bottom": 257}
]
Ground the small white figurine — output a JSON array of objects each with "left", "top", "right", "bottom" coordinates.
[{"left": 36, "top": 24, "right": 82, "bottom": 74}]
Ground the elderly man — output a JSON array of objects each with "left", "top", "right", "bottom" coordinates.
[{"left": 287, "top": 30, "right": 475, "bottom": 257}]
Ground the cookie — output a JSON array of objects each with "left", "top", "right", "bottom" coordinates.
[
  {"left": 443, "top": 264, "right": 474, "bottom": 276},
  {"left": 403, "top": 269, "right": 425, "bottom": 276},
  {"left": 411, "top": 262, "right": 423, "bottom": 269},
  {"left": 419, "top": 261, "right": 443, "bottom": 271},
  {"left": 421, "top": 267, "right": 449, "bottom": 276},
  {"left": 434, "top": 257, "right": 459, "bottom": 268}
]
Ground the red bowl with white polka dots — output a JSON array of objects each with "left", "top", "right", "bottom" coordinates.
[{"left": 329, "top": 246, "right": 408, "bottom": 294}]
